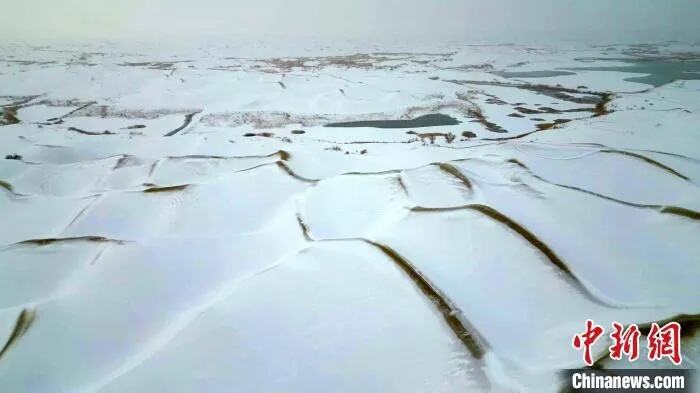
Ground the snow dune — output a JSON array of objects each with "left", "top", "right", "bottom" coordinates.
[{"left": 1, "top": 42, "right": 699, "bottom": 392}]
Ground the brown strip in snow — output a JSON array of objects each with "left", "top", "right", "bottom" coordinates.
[
  {"left": 276, "top": 161, "right": 317, "bottom": 183},
  {"left": 0, "top": 309, "right": 36, "bottom": 361},
  {"left": 436, "top": 163, "right": 473, "bottom": 189},
  {"left": 143, "top": 184, "right": 189, "bottom": 193},
  {"left": 295, "top": 213, "right": 486, "bottom": 358},
  {"left": 366, "top": 240, "right": 485, "bottom": 359},
  {"left": 0, "top": 180, "right": 14, "bottom": 193},
  {"left": 507, "top": 158, "right": 700, "bottom": 221},
  {"left": 410, "top": 204, "right": 624, "bottom": 308},
  {"left": 600, "top": 150, "right": 689, "bottom": 181},
  {"left": 16, "top": 236, "right": 125, "bottom": 246}
]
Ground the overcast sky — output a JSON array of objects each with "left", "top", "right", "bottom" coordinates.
[{"left": 2, "top": 0, "right": 699, "bottom": 44}]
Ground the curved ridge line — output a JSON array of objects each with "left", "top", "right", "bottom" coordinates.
[
  {"left": 163, "top": 111, "right": 201, "bottom": 137},
  {"left": 9, "top": 236, "right": 127, "bottom": 247},
  {"left": 395, "top": 174, "right": 409, "bottom": 197},
  {"left": 295, "top": 210, "right": 486, "bottom": 358},
  {"left": 82, "top": 246, "right": 310, "bottom": 393},
  {"left": 275, "top": 161, "right": 318, "bottom": 183},
  {"left": 410, "top": 204, "right": 627, "bottom": 309},
  {"left": 600, "top": 150, "right": 689, "bottom": 181},
  {"left": 507, "top": 158, "right": 700, "bottom": 221},
  {"left": 62, "top": 195, "right": 102, "bottom": 232},
  {"left": 0, "top": 180, "right": 29, "bottom": 198},
  {"left": 363, "top": 239, "right": 485, "bottom": 359},
  {"left": 436, "top": 162, "right": 473, "bottom": 190},
  {"left": 551, "top": 182, "right": 700, "bottom": 221},
  {"left": 633, "top": 149, "right": 699, "bottom": 163},
  {"left": 57, "top": 101, "right": 96, "bottom": 119},
  {"left": 0, "top": 180, "right": 31, "bottom": 198},
  {"left": 295, "top": 212, "right": 314, "bottom": 242}
]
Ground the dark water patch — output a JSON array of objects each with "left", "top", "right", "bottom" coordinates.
[
  {"left": 564, "top": 60, "right": 700, "bottom": 87},
  {"left": 494, "top": 70, "right": 576, "bottom": 79},
  {"left": 325, "top": 113, "right": 460, "bottom": 129},
  {"left": 447, "top": 79, "right": 604, "bottom": 105}
]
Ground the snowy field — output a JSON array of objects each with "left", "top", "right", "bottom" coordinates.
[{"left": 0, "top": 41, "right": 699, "bottom": 392}]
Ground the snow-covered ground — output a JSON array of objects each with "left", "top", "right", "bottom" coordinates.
[{"left": 1, "top": 41, "right": 699, "bottom": 392}]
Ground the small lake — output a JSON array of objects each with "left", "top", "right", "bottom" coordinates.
[
  {"left": 563, "top": 59, "right": 700, "bottom": 87},
  {"left": 493, "top": 70, "right": 577, "bottom": 79},
  {"left": 325, "top": 113, "right": 461, "bottom": 128}
]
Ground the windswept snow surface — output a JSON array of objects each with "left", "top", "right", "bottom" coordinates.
[{"left": 1, "top": 41, "right": 699, "bottom": 392}]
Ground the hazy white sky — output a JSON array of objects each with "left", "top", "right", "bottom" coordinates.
[{"left": 2, "top": 0, "right": 699, "bottom": 44}]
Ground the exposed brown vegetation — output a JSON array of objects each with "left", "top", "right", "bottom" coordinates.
[
  {"left": 1, "top": 106, "right": 20, "bottom": 125},
  {"left": 600, "top": 150, "right": 689, "bottom": 181},
  {"left": 367, "top": 241, "right": 485, "bottom": 359},
  {"left": 437, "top": 163, "right": 472, "bottom": 189},
  {"left": 0, "top": 309, "right": 36, "bottom": 361},
  {"left": 0, "top": 179, "right": 14, "bottom": 192},
  {"left": 406, "top": 131, "right": 459, "bottom": 144},
  {"left": 143, "top": 184, "right": 189, "bottom": 193},
  {"left": 18, "top": 236, "right": 124, "bottom": 246},
  {"left": 410, "top": 204, "right": 620, "bottom": 308}
]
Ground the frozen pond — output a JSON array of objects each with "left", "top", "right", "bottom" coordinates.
[
  {"left": 493, "top": 70, "right": 577, "bottom": 78},
  {"left": 565, "top": 59, "right": 700, "bottom": 87},
  {"left": 324, "top": 113, "right": 460, "bottom": 128}
]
